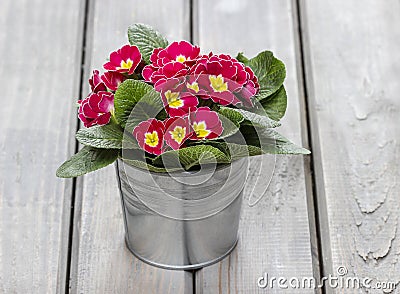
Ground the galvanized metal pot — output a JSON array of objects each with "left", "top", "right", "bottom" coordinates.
[{"left": 115, "top": 158, "right": 248, "bottom": 270}]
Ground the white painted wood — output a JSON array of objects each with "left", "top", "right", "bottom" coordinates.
[
  {"left": 194, "top": 0, "right": 316, "bottom": 293},
  {"left": 69, "top": 0, "right": 193, "bottom": 293},
  {"left": 0, "top": 0, "right": 84, "bottom": 292},
  {"left": 300, "top": 1, "right": 400, "bottom": 293}
]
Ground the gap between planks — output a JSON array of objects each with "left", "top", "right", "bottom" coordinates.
[
  {"left": 64, "top": 0, "right": 94, "bottom": 292},
  {"left": 293, "top": 0, "right": 324, "bottom": 287}
]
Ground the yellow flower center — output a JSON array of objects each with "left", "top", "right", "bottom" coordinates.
[
  {"left": 145, "top": 131, "right": 159, "bottom": 147},
  {"left": 187, "top": 82, "right": 199, "bottom": 93},
  {"left": 209, "top": 74, "right": 228, "bottom": 92},
  {"left": 165, "top": 90, "right": 183, "bottom": 108},
  {"left": 176, "top": 55, "right": 187, "bottom": 63},
  {"left": 169, "top": 126, "right": 186, "bottom": 144},
  {"left": 120, "top": 59, "right": 133, "bottom": 70},
  {"left": 192, "top": 121, "right": 210, "bottom": 138}
]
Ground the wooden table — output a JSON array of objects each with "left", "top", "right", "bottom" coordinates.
[{"left": 1, "top": 0, "right": 399, "bottom": 293}]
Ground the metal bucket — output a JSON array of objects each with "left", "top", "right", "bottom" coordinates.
[{"left": 115, "top": 158, "right": 248, "bottom": 270}]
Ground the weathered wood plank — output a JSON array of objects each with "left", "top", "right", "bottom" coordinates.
[
  {"left": 300, "top": 1, "right": 400, "bottom": 293},
  {"left": 0, "top": 0, "right": 84, "bottom": 292},
  {"left": 195, "top": 0, "right": 316, "bottom": 293},
  {"left": 69, "top": 0, "right": 193, "bottom": 293}
]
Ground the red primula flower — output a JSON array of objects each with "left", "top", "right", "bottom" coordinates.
[
  {"left": 149, "top": 41, "right": 200, "bottom": 67},
  {"left": 101, "top": 71, "right": 126, "bottom": 91},
  {"left": 143, "top": 61, "right": 189, "bottom": 88},
  {"left": 164, "top": 116, "right": 191, "bottom": 150},
  {"left": 162, "top": 90, "right": 198, "bottom": 117},
  {"left": 103, "top": 45, "right": 142, "bottom": 75},
  {"left": 143, "top": 41, "right": 201, "bottom": 87},
  {"left": 189, "top": 107, "right": 223, "bottom": 140},
  {"left": 133, "top": 119, "right": 165, "bottom": 155},
  {"left": 78, "top": 91, "right": 114, "bottom": 128},
  {"left": 190, "top": 54, "right": 258, "bottom": 106},
  {"left": 236, "top": 66, "right": 260, "bottom": 104},
  {"left": 89, "top": 70, "right": 107, "bottom": 93}
]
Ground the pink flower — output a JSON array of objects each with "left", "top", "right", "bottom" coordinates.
[
  {"left": 143, "top": 41, "right": 200, "bottom": 88},
  {"left": 189, "top": 107, "right": 223, "bottom": 140},
  {"left": 78, "top": 91, "right": 114, "bottom": 128},
  {"left": 236, "top": 66, "right": 260, "bottom": 104},
  {"left": 158, "top": 79, "right": 198, "bottom": 117},
  {"left": 164, "top": 116, "right": 191, "bottom": 150},
  {"left": 161, "top": 90, "right": 198, "bottom": 117},
  {"left": 101, "top": 71, "right": 126, "bottom": 91},
  {"left": 89, "top": 70, "right": 107, "bottom": 93},
  {"left": 149, "top": 41, "right": 200, "bottom": 67},
  {"left": 103, "top": 45, "right": 142, "bottom": 75},
  {"left": 133, "top": 119, "right": 165, "bottom": 155},
  {"left": 143, "top": 61, "right": 189, "bottom": 88},
  {"left": 190, "top": 54, "right": 258, "bottom": 106}
]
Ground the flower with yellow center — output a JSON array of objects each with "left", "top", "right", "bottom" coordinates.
[
  {"left": 209, "top": 74, "right": 228, "bottom": 92},
  {"left": 165, "top": 90, "right": 183, "bottom": 108},
  {"left": 187, "top": 82, "right": 199, "bottom": 93},
  {"left": 192, "top": 121, "right": 210, "bottom": 139},
  {"left": 144, "top": 131, "right": 159, "bottom": 147},
  {"left": 119, "top": 59, "right": 133, "bottom": 70},
  {"left": 169, "top": 126, "right": 186, "bottom": 144},
  {"left": 176, "top": 55, "right": 187, "bottom": 63}
]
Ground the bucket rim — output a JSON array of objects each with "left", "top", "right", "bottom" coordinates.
[{"left": 117, "top": 157, "right": 247, "bottom": 177}]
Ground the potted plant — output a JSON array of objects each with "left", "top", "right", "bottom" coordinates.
[{"left": 57, "top": 24, "right": 310, "bottom": 270}]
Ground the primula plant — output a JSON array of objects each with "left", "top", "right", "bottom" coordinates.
[{"left": 57, "top": 24, "right": 309, "bottom": 178}]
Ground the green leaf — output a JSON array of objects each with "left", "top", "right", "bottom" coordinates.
[
  {"left": 209, "top": 141, "right": 263, "bottom": 161},
  {"left": 153, "top": 145, "right": 231, "bottom": 170},
  {"left": 127, "top": 23, "right": 168, "bottom": 64},
  {"left": 244, "top": 51, "right": 286, "bottom": 99},
  {"left": 236, "top": 52, "right": 249, "bottom": 63},
  {"left": 76, "top": 122, "right": 124, "bottom": 149},
  {"left": 259, "top": 85, "right": 287, "bottom": 121},
  {"left": 218, "top": 107, "right": 244, "bottom": 124},
  {"left": 56, "top": 146, "right": 118, "bottom": 178},
  {"left": 121, "top": 158, "right": 172, "bottom": 173},
  {"left": 240, "top": 125, "right": 310, "bottom": 155},
  {"left": 124, "top": 87, "right": 165, "bottom": 134},
  {"left": 216, "top": 107, "right": 244, "bottom": 139},
  {"left": 221, "top": 107, "right": 280, "bottom": 129},
  {"left": 218, "top": 115, "right": 239, "bottom": 139},
  {"left": 114, "top": 80, "right": 163, "bottom": 128}
]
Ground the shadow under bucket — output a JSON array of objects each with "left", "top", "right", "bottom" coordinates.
[{"left": 115, "top": 158, "right": 248, "bottom": 270}]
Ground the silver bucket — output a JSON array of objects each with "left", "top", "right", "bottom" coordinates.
[{"left": 115, "top": 158, "right": 248, "bottom": 270}]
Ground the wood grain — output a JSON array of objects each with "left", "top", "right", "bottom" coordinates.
[
  {"left": 0, "top": 0, "right": 84, "bottom": 293},
  {"left": 194, "top": 0, "right": 317, "bottom": 293},
  {"left": 300, "top": 1, "right": 400, "bottom": 293},
  {"left": 69, "top": 0, "right": 193, "bottom": 293}
]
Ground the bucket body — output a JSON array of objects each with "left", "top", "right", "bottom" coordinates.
[{"left": 115, "top": 158, "right": 247, "bottom": 270}]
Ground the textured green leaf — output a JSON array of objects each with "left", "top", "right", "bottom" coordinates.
[
  {"left": 153, "top": 145, "right": 231, "bottom": 170},
  {"left": 209, "top": 141, "right": 263, "bottom": 160},
  {"left": 236, "top": 52, "right": 249, "bottom": 64},
  {"left": 240, "top": 125, "right": 310, "bottom": 155},
  {"left": 76, "top": 122, "right": 124, "bottom": 149},
  {"left": 216, "top": 108, "right": 244, "bottom": 139},
  {"left": 218, "top": 107, "right": 244, "bottom": 124},
  {"left": 222, "top": 107, "right": 280, "bottom": 129},
  {"left": 122, "top": 158, "right": 172, "bottom": 173},
  {"left": 244, "top": 51, "right": 286, "bottom": 99},
  {"left": 259, "top": 85, "right": 287, "bottom": 121},
  {"left": 124, "top": 88, "right": 165, "bottom": 133},
  {"left": 114, "top": 80, "right": 162, "bottom": 128},
  {"left": 56, "top": 146, "right": 118, "bottom": 178},
  {"left": 127, "top": 23, "right": 168, "bottom": 64}
]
